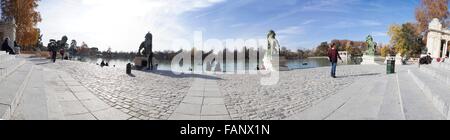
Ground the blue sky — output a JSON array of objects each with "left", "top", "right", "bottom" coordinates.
[{"left": 37, "top": 0, "right": 426, "bottom": 52}]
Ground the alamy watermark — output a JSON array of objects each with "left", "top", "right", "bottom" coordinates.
[{"left": 170, "top": 31, "right": 280, "bottom": 86}]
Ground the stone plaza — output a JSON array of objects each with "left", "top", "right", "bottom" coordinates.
[
  {"left": 1, "top": 51, "right": 450, "bottom": 120},
  {"left": 2, "top": 17, "right": 450, "bottom": 120}
]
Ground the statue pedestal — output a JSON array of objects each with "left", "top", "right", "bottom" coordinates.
[
  {"left": 383, "top": 54, "right": 403, "bottom": 65},
  {"left": 361, "top": 55, "right": 379, "bottom": 65},
  {"left": 134, "top": 56, "right": 147, "bottom": 69},
  {"left": 395, "top": 54, "right": 403, "bottom": 65}
]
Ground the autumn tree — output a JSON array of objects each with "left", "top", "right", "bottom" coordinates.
[
  {"left": 380, "top": 45, "right": 391, "bottom": 57},
  {"left": 388, "top": 23, "right": 423, "bottom": 58},
  {"left": 314, "top": 42, "right": 329, "bottom": 56},
  {"left": 1, "top": 0, "right": 42, "bottom": 50},
  {"left": 415, "top": 0, "right": 449, "bottom": 36}
]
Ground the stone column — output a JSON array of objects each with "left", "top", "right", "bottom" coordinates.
[
  {"left": 427, "top": 18, "right": 443, "bottom": 58},
  {"left": 426, "top": 34, "right": 440, "bottom": 58},
  {"left": 444, "top": 41, "right": 449, "bottom": 58}
]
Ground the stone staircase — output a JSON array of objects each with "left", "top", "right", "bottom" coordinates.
[
  {"left": 0, "top": 51, "right": 31, "bottom": 119},
  {"left": 408, "top": 61, "right": 450, "bottom": 119},
  {"left": 288, "top": 63, "right": 450, "bottom": 120}
]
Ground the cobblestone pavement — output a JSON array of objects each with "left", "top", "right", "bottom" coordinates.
[
  {"left": 39, "top": 59, "right": 386, "bottom": 120},
  {"left": 217, "top": 65, "right": 386, "bottom": 120},
  {"left": 39, "top": 60, "right": 193, "bottom": 120}
]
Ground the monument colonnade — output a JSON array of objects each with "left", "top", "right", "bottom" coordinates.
[{"left": 427, "top": 18, "right": 450, "bottom": 59}]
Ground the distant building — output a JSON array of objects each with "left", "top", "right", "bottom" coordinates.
[{"left": 0, "top": 18, "right": 16, "bottom": 46}]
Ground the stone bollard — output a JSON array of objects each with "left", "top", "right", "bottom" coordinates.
[{"left": 126, "top": 63, "right": 132, "bottom": 74}]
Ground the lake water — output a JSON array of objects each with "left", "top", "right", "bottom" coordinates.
[{"left": 79, "top": 57, "right": 341, "bottom": 72}]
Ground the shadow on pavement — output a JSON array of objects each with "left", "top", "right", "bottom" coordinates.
[
  {"left": 127, "top": 73, "right": 136, "bottom": 77},
  {"left": 337, "top": 73, "right": 381, "bottom": 78},
  {"left": 139, "top": 70, "right": 223, "bottom": 80}
]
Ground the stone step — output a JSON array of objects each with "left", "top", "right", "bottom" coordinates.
[
  {"left": 0, "top": 51, "right": 6, "bottom": 55},
  {"left": 431, "top": 62, "right": 450, "bottom": 71},
  {"left": 0, "top": 58, "right": 26, "bottom": 80},
  {"left": 377, "top": 74, "right": 405, "bottom": 120},
  {"left": 0, "top": 62, "right": 34, "bottom": 119},
  {"left": 397, "top": 71, "right": 444, "bottom": 120},
  {"left": 409, "top": 68, "right": 450, "bottom": 119},
  {"left": 325, "top": 76, "right": 388, "bottom": 120},
  {"left": 286, "top": 76, "right": 382, "bottom": 120},
  {"left": 421, "top": 65, "right": 450, "bottom": 86}
]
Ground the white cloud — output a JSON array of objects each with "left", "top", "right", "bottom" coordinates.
[
  {"left": 371, "top": 31, "right": 387, "bottom": 37},
  {"left": 302, "top": 19, "right": 317, "bottom": 25},
  {"left": 38, "top": 0, "right": 226, "bottom": 52},
  {"left": 230, "top": 23, "right": 247, "bottom": 28},
  {"left": 324, "top": 20, "right": 382, "bottom": 29},
  {"left": 360, "top": 20, "right": 382, "bottom": 26},
  {"left": 277, "top": 26, "right": 304, "bottom": 35}
]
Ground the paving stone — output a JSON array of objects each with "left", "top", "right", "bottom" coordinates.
[
  {"left": 73, "top": 91, "right": 98, "bottom": 100},
  {"left": 186, "top": 91, "right": 203, "bottom": 97},
  {"left": 169, "top": 113, "right": 200, "bottom": 120},
  {"left": 201, "top": 105, "right": 229, "bottom": 116},
  {"left": 54, "top": 92, "right": 78, "bottom": 101},
  {"left": 81, "top": 98, "right": 111, "bottom": 112},
  {"left": 69, "top": 86, "right": 89, "bottom": 92},
  {"left": 203, "top": 97, "right": 225, "bottom": 105},
  {"left": 201, "top": 115, "right": 231, "bottom": 120},
  {"left": 181, "top": 96, "right": 203, "bottom": 104},
  {"left": 59, "top": 101, "right": 90, "bottom": 115},
  {"left": 92, "top": 108, "right": 131, "bottom": 120},
  {"left": 204, "top": 91, "right": 223, "bottom": 97},
  {"left": 65, "top": 113, "right": 97, "bottom": 120},
  {"left": 174, "top": 103, "right": 201, "bottom": 115}
]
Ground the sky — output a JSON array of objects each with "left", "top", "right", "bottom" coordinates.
[{"left": 37, "top": 0, "right": 424, "bottom": 52}]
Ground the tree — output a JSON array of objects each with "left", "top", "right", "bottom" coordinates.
[
  {"left": 1, "top": 0, "right": 42, "bottom": 50},
  {"left": 314, "top": 42, "right": 329, "bottom": 56},
  {"left": 344, "top": 41, "right": 354, "bottom": 55},
  {"left": 380, "top": 45, "right": 391, "bottom": 57},
  {"left": 388, "top": 23, "right": 423, "bottom": 57},
  {"left": 415, "top": 0, "right": 449, "bottom": 36}
]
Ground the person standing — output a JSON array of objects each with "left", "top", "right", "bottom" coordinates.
[
  {"left": 328, "top": 43, "right": 343, "bottom": 78},
  {"left": 1, "top": 38, "right": 10, "bottom": 52},
  {"left": 48, "top": 39, "right": 58, "bottom": 63},
  {"left": 13, "top": 41, "right": 20, "bottom": 54}
]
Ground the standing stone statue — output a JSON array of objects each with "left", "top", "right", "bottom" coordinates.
[
  {"left": 138, "top": 32, "right": 154, "bottom": 70},
  {"left": 263, "top": 30, "right": 289, "bottom": 71},
  {"left": 365, "top": 35, "right": 377, "bottom": 56},
  {"left": 361, "top": 35, "right": 379, "bottom": 65}
]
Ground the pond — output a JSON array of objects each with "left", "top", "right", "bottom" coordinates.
[{"left": 76, "top": 57, "right": 365, "bottom": 72}]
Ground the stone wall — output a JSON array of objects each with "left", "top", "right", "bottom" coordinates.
[{"left": 0, "top": 19, "right": 16, "bottom": 46}]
